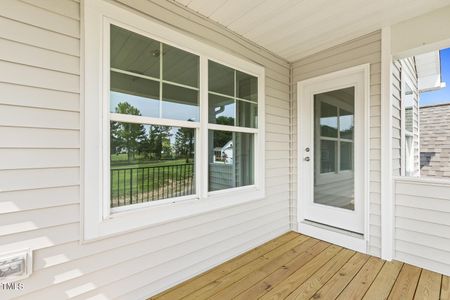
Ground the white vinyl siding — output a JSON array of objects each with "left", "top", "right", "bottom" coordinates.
[
  {"left": 291, "top": 31, "right": 382, "bottom": 256},
  {"left": 0, "top": 1, "right": 290, "bottom": 299},
  {"left": 392, "top": 60, "right": 402, "bottom": 176},
  {"left": 394, "top": 178, "right": 450, "bottom": 276}
]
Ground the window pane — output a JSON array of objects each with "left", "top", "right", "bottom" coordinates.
[
  {"left": 317, "top": 101, "right": 338, "bottom": 138},
  {"left": 236, "top": 70, "right": 257, "bottom": 102},
  {"left": 236, "top": 100, "right": 258, "bottom": 128},
  {"left": 110, "top": 72, "right": 160, "bottom": 118},
  {"left": 208, "top": 130, "right": 254, "bottom": 191},
  {"left": 110, "top": 25, "right": 160, "bottom": 79},
  {"left": 162, "top": 83, "right": 199, "bottom": 121},
  {"left": 340, "top": 142, "right": 353, "bottom": 171},
  {"left": 209, "top": 60, "right": 234, "bottom": 96},
  {"left": 163, "top": 44, "right": 199, "bottom": 88},
  {"left": 208, "top": 93, "right": 235, "bottom": 125},
  {"left": 110, "top": 121, "right": 195, "bottom": 207},
  {"left": 340, "top": 109, "right": 354, "bottom": 140},
  {"left": 405, "top": 83, "right": 414, "bottom": 133},
  {"left": 320, "top": 140, "right": 336, "bottom": 173}
]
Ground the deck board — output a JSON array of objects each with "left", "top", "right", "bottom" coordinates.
[
  {"left": 388, "top": 264, "right": 422, "bottom": 300},
  {"left": 337, "top": 256, "right": 385, "bottom": 300},
  {"left": 312, "top": 252, "right": 370, "bottom": 299},
  {"left": 414, "top": 269, "right": 441, "bottom": 300},
  {"left": 183, "top": 235, "right": 310, "bottom": 300},
  {"left": 362, "top": 260, "right": 403, "bottom": 300},
  {"left": 153, "top": 231, "right": 298, "bottom": 300},
  {"left": 150, "top": 231, "right": 447, "bottom": 300}
]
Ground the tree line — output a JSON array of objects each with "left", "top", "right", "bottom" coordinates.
[{"left": 110, "top": 102, "right": 194, "bottom": 163}]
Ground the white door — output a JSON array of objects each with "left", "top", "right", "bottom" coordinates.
[{"left": 298, "top": 65, "right": 368, "bottom": 234}]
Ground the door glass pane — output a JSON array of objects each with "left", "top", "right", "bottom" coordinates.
[
  {"left": 314, "top": 87, "right": 355, "bottom": 211},
  {"left": 340, "top": 142, "right": 353, "bottom": 171},
  {"left": 340, "top": 109, "right": 354, "bottom": 140},
  {"left": 319, "top": 102, "right": 338, "bottom": 138}
]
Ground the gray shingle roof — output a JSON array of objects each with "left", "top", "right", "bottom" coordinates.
[{"left": 419, "top": 103, "right": 450, "bottom": 177}]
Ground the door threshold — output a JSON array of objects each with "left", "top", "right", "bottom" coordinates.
[{"left": 297, "top": 220, "right": 367, "bottom": 253}]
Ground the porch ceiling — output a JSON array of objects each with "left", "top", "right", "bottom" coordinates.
[{"left": 173, "top": 0, "right": 450, "bottom": 62}]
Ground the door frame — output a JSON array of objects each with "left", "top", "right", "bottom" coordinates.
[{"left": 296, "top": 64, "right": 370, "bottom": 253}]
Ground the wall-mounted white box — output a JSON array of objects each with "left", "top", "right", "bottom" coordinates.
[{"left": 0, "top": 249, "right": 32, "bottom": 283}]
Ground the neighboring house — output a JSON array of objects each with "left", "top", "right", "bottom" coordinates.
[
  {"left": 2, "top": 1, "right": 450, "bottom": 299},
  {"left": 420, "top": 103, "right": 450, "bottom": 177}
]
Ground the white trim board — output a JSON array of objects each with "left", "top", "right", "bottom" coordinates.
[{"left": 380, "top": 26, "right": 394, "bottom": 261}]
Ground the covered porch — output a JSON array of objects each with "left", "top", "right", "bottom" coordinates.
[{"left": 2, "top": 0, "right": 450, "bottom": 299}]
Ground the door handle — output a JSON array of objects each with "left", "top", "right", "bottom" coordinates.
[{"left": 304, "top": 157, "right": 310, "bottom": 162}]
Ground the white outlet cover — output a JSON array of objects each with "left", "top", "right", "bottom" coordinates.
[{"left": 0, "top": 249, "right": 32, "bottom": 283}]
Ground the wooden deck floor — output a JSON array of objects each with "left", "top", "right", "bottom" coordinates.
[{"left": 151, "top": 231, "right": 449, "bottom": 300}]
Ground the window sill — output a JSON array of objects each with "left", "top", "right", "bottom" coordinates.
[{"left": 83, "top": 187, "right": 265, "bottom": 242}]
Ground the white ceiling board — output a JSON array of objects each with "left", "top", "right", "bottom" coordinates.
[
  {"left": 227, "top": 0, "right": 296, "bottom": 33},
  {"left": 187, "top": 0, "right": 228, "bottom": 17},
  {"left": 210, "top": 0, "right": 267, "bottom": 27},
  {"left": 175, "top": 0, "right": 192, "bottom": 6},
  {"left": 173, "top": 0, "right": 450, "bottom": 62}
]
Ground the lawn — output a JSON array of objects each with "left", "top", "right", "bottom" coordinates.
[{"left": 110, "top": 155, "right": 195, "bottom": 208}]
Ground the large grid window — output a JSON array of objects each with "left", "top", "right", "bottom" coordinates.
[
  {"left": 107, "top": 24, "right": 262, "bottom": 209},
  {"left": 83, "top": 0, "right": 265, "bottom": 239}
]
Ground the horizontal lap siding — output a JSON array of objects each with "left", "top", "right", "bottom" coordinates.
[
  {"left": 291, "top": 31, "right": 382, "bottom": 257},
  {"left": 0, "top": 0, "right": 290, "bottom": 299},
  {"left": 392, "top": 60, "right": 402, "bottom": 176},
  {"left": 394, "top": 179, "right": 450, "bottom": 276}
]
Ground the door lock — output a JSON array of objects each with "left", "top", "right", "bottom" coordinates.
[
  {"left": 304, "top": 157, "right": 310, "bottom": 162},
  {"left": 305, "top": 147, "right": 310, "bottom": 152}
]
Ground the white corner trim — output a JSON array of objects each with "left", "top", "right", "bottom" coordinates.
[{"left": 381, "top": 27, "right": 394, "bottom": 261}]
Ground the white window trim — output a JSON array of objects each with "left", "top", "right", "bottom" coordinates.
[{"left": 82, "top": 0, "right": 265, "bottom": 241}]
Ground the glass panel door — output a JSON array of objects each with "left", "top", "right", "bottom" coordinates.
[{"left": 313, "top": 87, "right": 355, "bottom": 210}]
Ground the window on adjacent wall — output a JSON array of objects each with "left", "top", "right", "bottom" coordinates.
[
  {"left": 398, "top": 48, "right": 450, "bottom": 179},
  {"left": 403, "top": 83, "right": 415, "bottom": 177}
]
